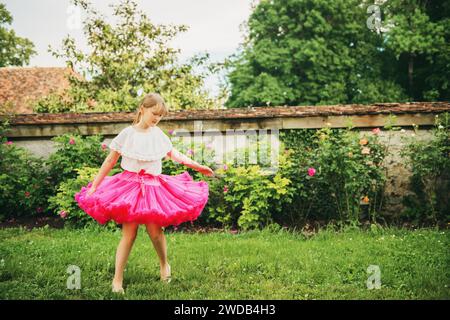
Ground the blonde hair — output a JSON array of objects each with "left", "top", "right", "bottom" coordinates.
[{"left": 132, "top": 93, "right": 169, "bottom": 125}]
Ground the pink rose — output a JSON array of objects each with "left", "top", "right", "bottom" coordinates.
[
  {"left": 223, "top": 185, "right": 229, "bottom": 193},
  {"left": 307, "top": 167, "right": 316, "bottom": 177},
  {"left": 372, "top": 128, "right": 381, "bottom": 135},
  {"left": 223, "top": 164, "right": 228, "bottom": 171},
  {"left": 168, "top": 129, "right": 174, "bottom": 135},
  {"left": 69, "top": 138, "right": 75, "bottom": 145},
  {"left": 187, "top": 149, "right": 194, "bottom": 155},
  {"left": 4, "top": 141, "right": 13, "bottom": 145},
  {"left": 59, "top": 210, "right": 67, "bottom": 218},
  {"left": 101, "top": 143, "right": 107, "bottom": 150}
]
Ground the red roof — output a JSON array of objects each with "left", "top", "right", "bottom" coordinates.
[{"left": 0, "top": 67, "right": 83, "bottom": 114}]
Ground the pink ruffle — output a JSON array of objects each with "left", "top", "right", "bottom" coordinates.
[{"left": 74, "top": 170, "right": 209, "bottom": 227}]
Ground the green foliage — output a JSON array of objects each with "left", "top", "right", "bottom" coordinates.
[
  {"left": 312, "top": 126, "right": 387, "bottom": 224},
  {"left": 278, "top": 129, "right": 331, "bottom": 224},
  {"left": 225, "top": 0, "right": 448, "bottom": 107},
  {"left": 225, "top": 0, "right": 408, "bottom": 107},
  {"left": 44, "top": 133, "right": 118, "bottom": 194},
  {"left": 0, "top": 3, "right": 36, "bottom": 67},
  {"left": 400, "top": 113, "right": 450, "bottom": 225},
  {"left": 206, "top": 141, "right": 295, "bottom": 230},
  {"left": 34, "top": 0, "right": 223, "bottom": 113},
  {"left": 382, "top": 0, "right": 450, "bottom": 100},
  {"left": 279, "top": 125, "right": 387, "bottom": 226},
  {"left": 0, "top": 136, "right": 52, "bottom": 221}
]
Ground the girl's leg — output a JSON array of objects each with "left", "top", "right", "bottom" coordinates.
[
  {"left": 112, "top": 222, "right": 139, "bottom": 289},
  {"left": 145, "top": 223, "right": 170, "bottom": 279}
]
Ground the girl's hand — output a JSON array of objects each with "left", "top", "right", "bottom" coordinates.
[
  {"left": 87, "top": 186, "right": 97, "bottom": 196},
  {"left": 197, "top": 165, "right": 215, "bottom": 177}
]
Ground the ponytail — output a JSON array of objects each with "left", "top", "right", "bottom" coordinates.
[{"left": 132, "top": 107, "right": 143, "bottom": 126}]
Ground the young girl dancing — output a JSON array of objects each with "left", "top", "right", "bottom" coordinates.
[{"left": 75, "top": 93, "right": 214, "bottom": 294}]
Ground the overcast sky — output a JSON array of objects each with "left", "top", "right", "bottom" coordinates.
[{"left": 3, "top": 0, "right": 255, "bottom": 95}]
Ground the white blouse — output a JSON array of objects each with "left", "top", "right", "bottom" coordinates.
[{"left": 108, "top": 125, "right": 173, "bottom": 175}]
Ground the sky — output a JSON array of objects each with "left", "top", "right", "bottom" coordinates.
[{"left": 3, "top": 0, "right": 255, "bottom": 95}]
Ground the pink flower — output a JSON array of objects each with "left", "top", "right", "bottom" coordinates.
[
  {"left": 69, "top": 138, "right": 75, "bottom": 145},
  {"left": 101, "top": 143, "right": 107, "bottom": 150},
  {"left": 24, "top": 191, "right": 30, "bottom": 198},
  {"left": 206, "top": 143, "right": 213, "bottom": 150},
  {"left": 36, "top": 207, "right": 43, "bottom": 213},
  {"left": 223, "top": 185, "right": 229, "bottom": 193},
  {"left": 168, "top": 129, "right": 174, "bottom": 135},
  {"left": 223, "top": 164, "right": 228, "bottom": 171},
  {"left": 372, "top": 128, "right": 381, "bottom": 135},
  {"left": 4, "top": 141, "right": 13, "bottom": 145},
  {"left": 307, "top": 167, "right": 316, "bottom": 177},
  {"left": 230, "top": 229, "right": 238, "bottom": 234},
  {"left": 59, "top": 210, "right": 67, "bottom": 218},
  {"left": 187, "top": 149, "right": 194, "bottom": 155}
]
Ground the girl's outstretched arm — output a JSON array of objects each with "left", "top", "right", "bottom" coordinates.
[
  {"left": 166, "top": 148, "right": 215, "bottom": 177},
  {"left": 88, "top": 150, "right": 121, "bottom": 195}
]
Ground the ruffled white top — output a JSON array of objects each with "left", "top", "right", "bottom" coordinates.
[{"left": 108, "top": 125, "right": 173, "bottom": 175}]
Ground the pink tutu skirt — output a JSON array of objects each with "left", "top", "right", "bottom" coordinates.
[{"left": 74, "top": 169, "right": 209, "bottom": 227}]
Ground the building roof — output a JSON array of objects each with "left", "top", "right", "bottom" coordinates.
[{"left": 0, "top": 67, "right": 83, "bottom": 114}]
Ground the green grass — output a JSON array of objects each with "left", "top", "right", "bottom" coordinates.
[{"left": 0, "top": 225, "right": 448, "bottom": 300}]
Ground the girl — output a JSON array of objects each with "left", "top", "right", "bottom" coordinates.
[{"left": 74, "top": 93, "right": 215, "bottom": 294}]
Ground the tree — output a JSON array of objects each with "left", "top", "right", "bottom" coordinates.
[
  {"left": 0, "top": 3, "right": 36, "bottom": 67},
  {"left": 35, "top": 0, "right": 222, "bottom": 113},
  {"left": 225, "top": 0, "right": 449, "bottom": 107},
  {"left": 382, "top": 0, "right": 450, "bottom": 101}
]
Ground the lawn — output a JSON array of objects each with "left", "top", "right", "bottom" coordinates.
[{"left": 0, "top": 225, "right": 448, "bottom": 300}]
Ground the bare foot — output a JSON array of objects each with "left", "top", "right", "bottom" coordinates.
[
  {"left": 160, "top": 263, "right": 171, "bottom": 283},
  {"left": 112, "top": 279, "right": 124, "bottom": 294}
]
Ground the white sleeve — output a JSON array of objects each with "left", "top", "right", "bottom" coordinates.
[{"left": 109, "top": 127, "right": 129, "bottom": 153}]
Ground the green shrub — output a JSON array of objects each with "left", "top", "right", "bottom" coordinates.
[
  {"left": 0, "top": 136, "right": 53, "bottom": 221},
  {"left": 44, "top": 133, "right": 118, "bottom": 193},
  {"left": 279, "top": 129, "right": 331, "bottom": 225},
  {"left": 311, "top": 126, "right": 387, "bottom": 224},
  {"left": 400, "top": 113, "right": 450, "bottom": 225},
  {"left": 206, "top": 140, "right": 295, "bottom": 230},
  {"left": 279, "top": 124, "right": 387, "bottom": 226}
]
